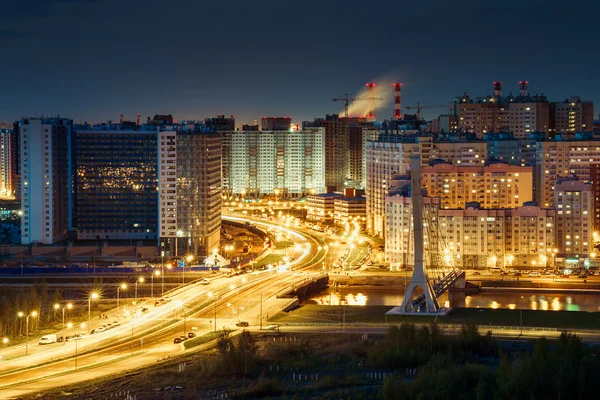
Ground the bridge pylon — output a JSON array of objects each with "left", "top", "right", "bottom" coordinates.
[{"left": 386, "top": 156, "right": 447, "bottom": 316}]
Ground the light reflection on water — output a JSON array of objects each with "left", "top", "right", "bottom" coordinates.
[{"left": 307, "top": 288, "right": 597, "bottom": 312}]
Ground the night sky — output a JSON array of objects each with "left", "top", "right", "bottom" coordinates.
[{"left": 0, "top": 0, "right": 598, "bottom": 126}]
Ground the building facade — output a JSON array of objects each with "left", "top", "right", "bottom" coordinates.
[
  {"left": 174, "top": 127, "right": 222, "bottom": 256},
  {"left": 554, "top": 178, "right": 593, "bottom": 261},
  {"left": 421, "top": 161, "right": 533, "bottom": 209},
  {"left": 222, "top": 128, "right": 325, "bottom": 197},
  {"left": 385, "top": 197, "right": 556, "bottom": 270},
  {"left": 552, "top": 97, "right": 594, "bottom": 135},
  {"left": 20, "top": 118, "right": 72, "bottom": 245},
  {"left": 0, "top": 129, "right": 14, "bottom": 199},
  {"left": 74, "top": 127, "right": 159, "bottom": 240},
  {"left": 536, "top": 136, "right": 600, "bottom": 208},
  {"left": 306, "top": 193, "right": 343, "bottom": 222}
]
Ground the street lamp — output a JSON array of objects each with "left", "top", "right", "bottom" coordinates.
[
  {"left": 134, "top": 277, "right": 145, "bottom": 304},
  {"left": 24, "top": 311, "right": 38, "bottom": 355},
  {"left": 175, "top": 300, "right": 186, "bottom": 335},
  {"left": 151, "top": 270, "right": 161, "bottom": 299},
  {"left": 208, "top": 292, "right": 218, "bottom": 332},
  {"left": 176, "top": 230, "right": 183, "bottom": 257},
  {"left": 57, "top": 302, "right": 73, "bottom": 330},
  {"left": 184, "top": 254, "right": 194, "bottom": 286},
  {"left": 260, "top": 292, "right": 264, "bottom": 330},
  {"left": 2, "top": 337, "right": 8, "bottom": 347},
  {"left": 117, "top": 283, "right": 128, "bottom": 308},
  {"left": 17, "top": 311, "right": 24, "bottom": 336},
  {"left": 68, "top": 322, "right": 85, "bottom": 370},
  {"left": 88, "top": 292, "right": 99, "bottom": 334}
]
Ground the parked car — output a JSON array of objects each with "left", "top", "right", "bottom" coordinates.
[
  {"left": 513, "top": 272, "right": 523, "bottom": 277},
  {"left": 236, "top": 321, "right": 249, "bottom": 327},
  {"left": 173, "top": 337, "right": 182, "bottom": 344},
  {"left": 39, "top": 334, "right": 57, "bottom": 345},
  {"left": 578, "top": 275, "right": 588, "bottom": 279},
  {"left": 188, "top": 332, "right": 196, "bottom": 338},
  {"left": 155, "top": 301, "right": 161, "bottom": 307},
  {"left": 482, "top": 270, "right": 493, "bottom": 276},
  {"left": 529, "top": 272, "right": 541, "bottom": 277},
  {"left": 472, "top": 272, "right": 481, "bottom": 276},
  {"left": 179, "top": 335, "right": 188, "bottom": 342}
]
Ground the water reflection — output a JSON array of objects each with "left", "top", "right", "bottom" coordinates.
[{"left": 307, "top": 288, "right": 600, "bottom": 312}]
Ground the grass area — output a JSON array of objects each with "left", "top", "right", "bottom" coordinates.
[
  {"left": 270, "top": 304, "right": 600, "bottom": 330},
  {"left": 273, "top": 240, "right": 294, "bottom": 249},
  {"left": 183, "top": 330, "right": 229, "bottom": 350},
  {"left": 254, "top": 254, "right": 283, "bottom": 268}
]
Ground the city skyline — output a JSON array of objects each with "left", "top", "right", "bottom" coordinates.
[{"left": 0, "top": 0, "right": 599, "bottom": 125}]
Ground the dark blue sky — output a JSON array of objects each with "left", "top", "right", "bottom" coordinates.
[{"left": 0, "top": 0, "right": 598, "bottom": 125}]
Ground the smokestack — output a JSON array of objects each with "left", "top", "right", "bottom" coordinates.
[
  {"left": 136, "top": 113, "right": 141, "bottom": 126},
  {"left": 366, "top": 83, "right": 376, "bottom": 120},
  {"left": 393, "top": 83, "right": 402, "bottom": 120},
  {"left": 519, "top": 81, "right": 528, "bottom": 97},
  {"left": 119, "top": 114, "right": 124, "bottom": 124},
  {"left": 493, "top": 81, "right": 502, "bottom": 97}
]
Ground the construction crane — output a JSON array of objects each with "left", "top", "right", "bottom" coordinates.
[
  {"left": 332, "top": 94, "right": 352, "bottom": 118},
  {"left": 332, "top": 92, "right": 384, "bottom": 119},
  {"left": 404, "top": 103, "right": 448, "bottom": 120}
]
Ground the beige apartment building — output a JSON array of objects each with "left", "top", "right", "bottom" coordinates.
[{"left": 421, "top": 161, "right": 533, "bottom": 209}]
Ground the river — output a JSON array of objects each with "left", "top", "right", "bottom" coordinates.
[{"left": 306, "top": 287, "right": 600, "bottom": 312}]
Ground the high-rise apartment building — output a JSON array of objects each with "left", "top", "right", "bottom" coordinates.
[
  {"left": 365, "top": 134, "right": 488, "bottom": 237},
  {"left": 74, "top": 126, "right": 159, "bottom": 240},
  {"left": 421, "top": 161, "right": 533, "bottom": 209},
  {"left": 261, "top": 117, "right": 291, "bottom": 131},
  {"left": 551, "top": 97, "right": 594, "bottom": 135},
  {"left": 174, "top": 127, "right": 222, "bottom": 256},
  {"left": 554, "top": 178, "right": 593, "bottom": 261},
  {"left": 536, "top": 135, "right": 600, "bottom": 208},
  {"left": 20, "top": 117, "right": 72, "bottom": 245},
  {"left": 0, "top": 129, "right": 14, "bottom": 199},
  {"left": 591, "top": 163, "right": 600, "bottom": 232},
  {"left": 222, "top": 127, "right": 325, "bottom": 197},
  {"left": 456, "top": 82, "right": 593, "bottom": 138},
  {"left": 385, "top": 194, "right": 555, "bottom": 270},
  {"left": 457, "top": 82, "right": 551, "bottom": 139}
]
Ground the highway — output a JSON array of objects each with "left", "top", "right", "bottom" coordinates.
[{"left": 0, "top": 215, "right": 337, "bottom": 398}]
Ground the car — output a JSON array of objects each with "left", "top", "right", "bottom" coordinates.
[
  {"left": 173, "top": 337, "right": 182, "bottom": 344},
  {"left": 561, "top": 274, "right": 570, "bottom": 278},
  {"left": 513, "top": 272, "right": 523, "bottom": 277},
  {"left": 141, "top": 307, "right": 149, "bottom": 313},
  {"left": 529, "top": 272, "right": 541, "bottom": 277},
  {"left": 188, "top": 332, "right": 196, "bottom": 338},
  {"left": 595, "top": 271, "right": 600, "bottom": 276},
  {"left": 179, "top": 335, "right": 188, "bottom": 342},
  {"left": 578, "top": 275, "right": 588, "bottom": 279},
  {"left": 200, "top": 278, "right": 210, "bottom": 285},
  {"left": 500, "top": 272, "right": 509, "bottom": 276},
  {"left": 112, "top": 321, "right": 120, "bottom": 327},
  {"left": 57, "top": 336, "right": 64, "bottom": 342},
  {"left": 89, "top": 329, "right": 97, "bottom": 335},
  {"left": 472, "top": 272, "right": 481, "bottom": 276},
  {"left": 155, "top": 301, "right": 161, "bottom": 307},
  {"left": 236, "top": 321, "right": 249, "bottom": 327},
  {"left": 482, "top": 270, "right": 493, "bottom": 276}
]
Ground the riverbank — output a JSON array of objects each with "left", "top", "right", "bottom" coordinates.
[
  {"left": 272, "top": 304, "right": 600, "bottom": 331},
  {"left": 331, "top": 272, "right": 600, "bottom": 294}
]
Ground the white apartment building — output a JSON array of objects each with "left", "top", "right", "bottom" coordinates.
[
  {"left": 554, "top": 178, "right": 593, "bottom": 261},
  {"left": 0, "top": 129, "right": 13, "bottom": 198},
  {"left": 158, "top": 129, "right": 177, "bottom": 240},
  {"left": 224, "top": 128, "right": 325, "bottom": 197},
  {"left": 20, "top": 118, "right": 72, "bottom": 245},
  {"left": 385, "top": 197, "right": 556, "bottom": 270}
]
